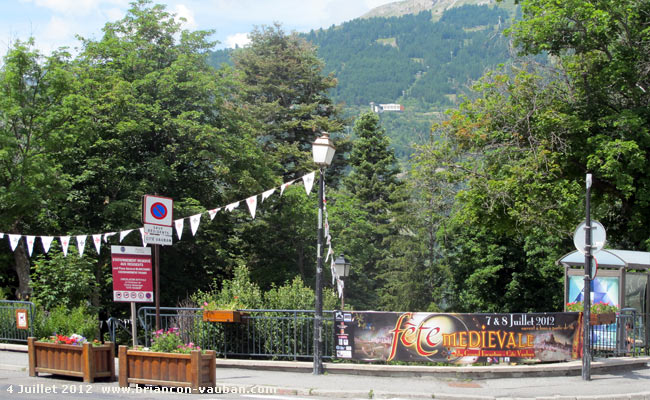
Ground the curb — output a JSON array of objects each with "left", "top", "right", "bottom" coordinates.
[
  {"left": 214, "top": 356, "right": 650, "bottom": 379},
  {"left": 0, "top": 343, "right": 28, "bottom": 352}
]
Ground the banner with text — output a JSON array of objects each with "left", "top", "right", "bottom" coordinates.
[{"left": 334, "top": 311, "right": 581, "bottom": 364}]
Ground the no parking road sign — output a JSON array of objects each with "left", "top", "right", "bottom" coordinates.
[{"left": 143, "top": 195, "right": 173, "bottom": 227}]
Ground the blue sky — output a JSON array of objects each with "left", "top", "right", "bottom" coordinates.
[{"left": 1, "top": 0, "right": 396, "bottom": 55}]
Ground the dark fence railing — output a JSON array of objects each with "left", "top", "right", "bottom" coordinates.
[
  {"left": 0, "top": 300, "right": 34, "bottom": 343},
  {"left": 590, "top": 309, "right": 645, "bottom": 357},
  {"left": 137, "top": 307, "right": 335, "bottom": 360}
]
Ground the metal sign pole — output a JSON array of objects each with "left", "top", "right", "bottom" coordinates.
[
  {"left": 131, "top": 302, "right": 138, "bottom": 347},
  {"left": 155, "top": 243, "right": 160, "bottom": 332},
  {"left": 583, "top": 174, "right": 592, "bottom": 381}
]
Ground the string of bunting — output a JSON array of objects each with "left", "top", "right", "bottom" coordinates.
[
  {"left": 323, "top": 180, "right": 344, "bottom": 298},
  {"left": 1, "top": 169, "right": 344, "bottom": 298},
  {"left": 1, "top": 171, "right": 316, "bottom": 258}
]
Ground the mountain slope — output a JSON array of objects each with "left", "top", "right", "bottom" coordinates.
[
  {"left": 305, "top": 4, "right": 513, "bottom": 108},
  {"left": 362, "top": 0, "right": 498, "bottom": 20}
]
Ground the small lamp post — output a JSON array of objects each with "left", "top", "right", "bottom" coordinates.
[
  {"left": 333, "top": 254, "right": 350, "bottom": 310},
  {"left": 312, "top": 131, "right": 335, "bottom": 375}
]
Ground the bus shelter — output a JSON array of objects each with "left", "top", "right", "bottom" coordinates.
[{"left": 558, "top": 249, "right": 650, "bottom": 352}]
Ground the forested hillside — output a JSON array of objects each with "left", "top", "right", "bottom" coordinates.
[
  {"left": 209, "top": 4, "right": 516, "bottom": 159},
  {"left": 306, "top": 5, "right": 513, "bottom": 108}
]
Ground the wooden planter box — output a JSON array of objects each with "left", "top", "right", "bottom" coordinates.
[
  {"left": 118, "top": 346, "right": 216, "bottom": 392},
  {"left": 590, "top": 312, "right": 616, "bottom": 325},
  {"left": 28, "top": 337, "right": 115, "bottom": 383},
  {"left": 202, "top": 310, "right": 241, "bottom": 323}
]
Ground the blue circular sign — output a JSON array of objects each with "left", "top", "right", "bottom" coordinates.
[{"left": 151, "top": 202, "right": 168, "bottom": 220}]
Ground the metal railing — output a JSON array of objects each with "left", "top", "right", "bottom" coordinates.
[
  {"left": 590, "top": 309, "right": 644, "bottom": 357},
  {"left": 0, "top": 300, "right": 34, "bottom": 343},
  {"left": 137, "top": 307, "right": 335, "bottom": 360}
]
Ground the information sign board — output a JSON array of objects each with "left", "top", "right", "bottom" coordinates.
[{"left": 111, "top": 246, "right": 153, "bottom": 302}]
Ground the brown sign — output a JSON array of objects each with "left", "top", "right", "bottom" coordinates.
[
  {"left": 335, "top": 311, "right": 581, "bottom": 364},
  {"left": 15, "top": 309, "right": 28, "bottom": 330}
]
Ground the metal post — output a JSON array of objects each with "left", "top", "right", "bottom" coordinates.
[
  {"left": 340, "top": 278, "right": 345, "bottom": 310},
  {"left": 131, "top": 302, "right": 138, "bottom": 347},
  {"left": 155, "top": 243, "right": 160, "bottom": 332},
  {"left": 583, "top": 173, "right": 592, "bottom": 381},
  {"left": 313, "top": 167, "right": 324, "bottom": 375}
]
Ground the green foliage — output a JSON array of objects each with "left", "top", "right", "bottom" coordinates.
[
  {"left": 331, "top": 112, "right": 408, "bottom": 310},
  {"left": 232, "top": 23, "right": 344, "bottom": 177},
  {"left": 192, "top": 265, "right": 263, "bottom": 310},
  {"left": 566, "top": 301, "right": 618, "bottom": 314},
  {"left": 35, "top": 304, "right": 98, "bottom": 341},
  {"left": 30, "top": 250, "right": 98, "bottom": 311},
  {"left": 0, "top": 38, "right": 77, "bottom": 298},
  {"left": 150, "top": 327, "right": 201, "bottom": 353},
  {"left": 193, "top": 265, "right": 339, "bottom": 311}
]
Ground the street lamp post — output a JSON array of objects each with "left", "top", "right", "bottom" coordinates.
[
  {"left": 333, "top": 254, "right": 351, "bottom": 310},
  {"left": 312, "top": 132, "right": 336, "bottom": 375}
]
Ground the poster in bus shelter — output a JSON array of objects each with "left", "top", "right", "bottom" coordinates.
[{"left": 334, "top": 311, "right": 582, "bottom": 364}]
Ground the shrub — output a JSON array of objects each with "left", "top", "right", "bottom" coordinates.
[
  {"left": 35, "top": 304, "right": 98, "bottom": 340},
  {"left": 193, "top": 265, "right": 263, "bottom": 310},
  {"left": 31, "top": 251, "right": 97, "bottom": 311}
]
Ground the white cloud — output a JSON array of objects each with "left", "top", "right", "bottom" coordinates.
[
  {"left": 225, "top": 32, "right": 251, "bottom": 48},
  {"left": 173, "top": 4, "right": 197, "bottom": 30}
]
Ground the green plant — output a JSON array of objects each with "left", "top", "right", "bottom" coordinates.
[
  {"left": 150, "top": 327, "right": 201, "bottom": 354},
  {"left": 35, "top": 304, "right": 98, "bottom": 340},
  {"left": 566, "top": 301, "right": 618, "bottom": 314},
  {"left": 31, "top": 251, "right": 98, "bottom": 311},
  {"left": 193, "top": 265, "right": 263, "bottom": 311}
]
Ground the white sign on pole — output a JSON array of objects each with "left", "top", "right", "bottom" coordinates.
[
  {"left": 144, "top": 223, "right": 173, "bottom": 236},
  {"left": 143, "top": 234, "right": 173, "bottom": 246},
  {"left": 573, "top": 220, "right": 606, "bottom": 254},
  {"left": 143, "top": 195, "right": 174, "bottom": 227}
]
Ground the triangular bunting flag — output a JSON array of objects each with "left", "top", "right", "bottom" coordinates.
[
  {"left": 60, "top": 236, "right": 70, "bottom": 257},
  {"left": 280, "top": 180, "right": 295, "bottom": 196},
  {"left": 208, "top": 208, "right": 220, "bottom": 221},
  {"left": 93, "top": 234, "right": 102, "bottom": 254},
  {"left": 76, "top": 235, "right": 87, "bottom": 257},
  {"left": 190, "top": 214, "right": 202, "bottom": 236},
  {"left": 119, "top": 229, "right": 133, "bottom": 242},
  {"left": 262, "top": 188, "right": 275, "bottom": 202},
  {"left": 337, "top": 278, "right": 344, "bottom": 298},
  {"left": 303, "top": 172, "right": 315, "bottom": 195},
  {"left": 26, "top": 235, "right": 35, "bottom": 256},
  {"left": 325, "top": 242, "right": 333, "bottom": 262},
  {"left": 175, "top": 219, "right": 184, "bottom": 240},
  {"left": 104, "top": 232, "right": 116, "bottom": 242},
  {"left": 246, "top": 196, "right": 257, "bottom": 219},
  {"left": 8, "top": 234, "right": 21, "bottom": 251},
  {"left": 225, "top": 201, "right": 240, "bottom": 212},
  {"left": 0, "top": 233, "right": 4, "bottom": 239},
  {"left": 139, "top": 228, "right": 147, "bottom": 247},
  {"left": 41, "top": 236, "right": 54, "bottom": 254}
]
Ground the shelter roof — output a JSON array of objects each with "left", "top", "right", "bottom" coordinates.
[{"left": 557, "top": 249, "right": 650, "bottom": 270}]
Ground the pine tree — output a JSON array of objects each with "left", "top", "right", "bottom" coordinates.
[{"left": 331, "top": 112, "right": 406, "bottom": 310}]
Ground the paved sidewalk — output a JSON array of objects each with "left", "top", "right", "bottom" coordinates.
[{"left": 2, "top": 345, "right": 650, "bottom": 399}]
